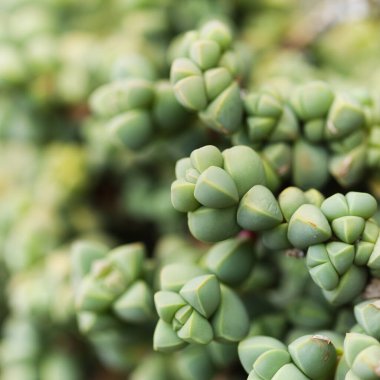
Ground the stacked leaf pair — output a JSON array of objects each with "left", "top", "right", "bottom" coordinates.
[
  {"left": 154, "top": 264, "right": 249, "bottom": 352},
  {"left": 72, "top": 241, "right": 155, "bottom": 370},
  {"left": 334, "top": 299, "right": 380, "bottom": 379},
  {"left": 304, "top": 192, "right": 379, "bottom": 305},
  {"left": 238, "top": 334, "right": 337, "bottom": 379},
  {"left": 90, "top": 54, "right": 189, "bottom": 151},
  {"left": 170, "top": 20, "right": 243, "bottom": 134},
  {"left": 339, "top": 332, "right": 380, "bottom": 380}
]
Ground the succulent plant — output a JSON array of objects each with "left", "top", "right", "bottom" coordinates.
[
  {"left": 170, "top": 20, "right": 243, "bottom": 134},
  {"left": 3, "top": 2, "right": 380, "bottom": 379},
  {"left": 153, "top": 262, "right": 249, "bottom": 352}
]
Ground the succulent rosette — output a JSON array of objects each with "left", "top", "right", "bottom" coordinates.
[
  {"left": 73, "top": 240, "right": 155, "bottom": 325},
  {"left": 170, "top": 20, "right": 243, "bottom": 134},
  {"left": 72, "top": 240, "right": 155, "bottom": 370}
]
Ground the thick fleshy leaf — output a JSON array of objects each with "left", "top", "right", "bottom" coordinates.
[
  {"left": 238, "top": 336, "right": 286, "bottom": 373},
  {"left": 171, "top": 179, "right": 200, "bottom": 212},
  {"left": 177, "top": 310, "right": 214, "bottom": 345},
  {"left": 288, "top": 334, "right": 337, "bottom": 379},
  {"left": 175, "top": 157, "right": 193, "bottom": 179},
  {"left": 170, "top": 58, "right": 202, "bottom": 83},
  {"left": 291, "top": 81, "right": 334, "bottom": 120},
  {"left": 174, "top": 345, "right": 214, "bottom": 380},
  {"left": 199, "top": 82, "right": 243, "bottom": 134},
  {"left": 154, "top": 291, "right": 186, "bottom": 323},
  {"left": 346, "top": 192, "right": 377, "bottom": 219},
  {"left": 292, "top": 140, "right": 329, "bottom": 190},
  {"left": 254, "top": 349, "right": 290, "bottom": 379},
  {"left": 188, "top": 206, "right": 240, "bottom": 242},
  {"left": 326, "top": 95, "right": 365, "bottom": 139},
  {"left": 329, "top": 145, "right": 366, "bottom": 187},
  {"left": 354, "top": 300, "right": 380, "bottom": 340},
  {"left": 244, "top": 92, "right": 283, "bottom": 118},
  {"left": 179, "top": 275, "right": 221, "bottom": 318},
  {"left": 153, "top": 319, "right": 187, "bottom": 353},
  {"left": 344, "top": 333, "right": 379, "bottom": 367},
  {"left": 262, "top": 223, "right": 291, "bottom": 250},
  {"left": 174, "top": 76, "right": 207, "bottom": 111},
  {"left": 237, "top": 185, "right": 283, "bottom": 231},
  {"left": 200, "top": 20, "right": 232, "bottom": 49},
  {"left": 321, "top": 193, "right": 349, "bottom": 221},
  {"left": 108, "top": 243, "right": 145, "bottom": 284},
  {"left": 190, "top": 145, "right": 223, "bottom": 173},
  {"left": 160, "top": 263, "right": 207, "bottom": 292},
  {"left": 326, "top": 242, "right": 355, "bottom": 275},
  {"left": 108, "top": 110, "right": 153, "bottom": 150},
  {"left": 212, "top": 285, "right": 249, "bottom": 343},
  {"left": 288, "top": 204, "right": 332, "bottom": 249},
  {"left": 351, "top": 345, "right": 380, "bottom": 380},
  {"left": 272, "top": 363, "right": 309, "bottom": 380},
  {"left": 113, "top": 281, "right": 153, "bottom": 323},
  {"left": 204, "top": 67, "right": 232, "bottom": 100},
  {"left": 322, "top": 266, "right": 367, "bottom": 306},
  {"left": 222, "top": 145, "right": 267, "bottom": 197},
  {"left": 204, "top": 237, "right": 255, "bottom": 285},
  {"left": 278, "top": 187, "right": 308, "bottom": 222},
  {"left": 194, "top": 166, "right": 239, "bottom": 208},
  {"left": 71, "top": 241, "right": 108, "bottom": 284},
  {"left": 189, "top": 39, "right": 221, "bottom": 70},
  {"left": 331, "top": 216, "right": 365, "bottom": 244},
  {"left": 76, "top": 277, "right": 116, "bottom": 312}
]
